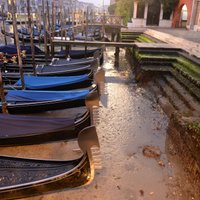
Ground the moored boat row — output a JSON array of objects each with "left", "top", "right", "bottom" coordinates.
[{"left": 0, "top": 40, "right": 105, "bottom": 199}]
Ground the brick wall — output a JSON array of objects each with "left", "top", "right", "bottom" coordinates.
[{"left": 172, "top": 0, "right": 193, "bottom": 28}]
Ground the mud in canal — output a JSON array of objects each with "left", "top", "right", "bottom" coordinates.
[{"left": 0, "top": 48, "right": 197, "bottom": 200}]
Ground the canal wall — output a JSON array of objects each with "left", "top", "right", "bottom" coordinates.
[{"left": 125, "top": 41, "right": 200, "bottom": 192}]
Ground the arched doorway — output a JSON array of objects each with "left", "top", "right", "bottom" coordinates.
[
  {"left": 146, "top": 0, "right": 161, "bottom": 26},
  {"left": 172, "top": 0, "right": 193, "bottom": 28},
  {"left": 180, "top": 4, "right": 188, "bottom": 28}
]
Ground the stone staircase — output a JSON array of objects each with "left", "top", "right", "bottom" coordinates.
[
  {"left": 145, "top": 29, "right": 200, "bottom": 59},
  {"left": 128, "top": 44, "right": 200, "bottom": 117},
  {"left": 121, "top": 31, "right": 143, "bottom": 43},
  {"left": 153, "top": 74, "right": 200, "bottom": 117},
  {"left": 125, "top": 29, "right": 200, "bottom": 189},
  {"left": 120, "top": 31, "right": 159, "bottom": 43}
]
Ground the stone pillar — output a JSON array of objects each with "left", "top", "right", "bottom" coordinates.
[
  {"left": 160, "top": 4, "right": 163, "bottom": 20},
  {"left": 190, "top": 0, "right": 197, "bottom": 29},
  {"left": 170, "top": 12, "right": 173, "bottom": 20},
  {"left": 133, "top": 1, "right": 138, "bottom": 19},
  {"left": 144, "top": 3, "right": 148, "bottom": 19}
]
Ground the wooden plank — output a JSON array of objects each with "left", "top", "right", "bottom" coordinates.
[
  {"left": 52, "top": 39, "right": 135, "bottom": 48},
  {"left": 52, "top": 39, "right": 186, "bottom": 50},
  {"left": 74, "top": 24, "right": 126, "bottom": 29}
]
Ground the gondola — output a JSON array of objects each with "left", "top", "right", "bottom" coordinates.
[
  {"left": 74, "top": 31, "right": 102, "bottom": 41},
  {"left": 0, "top": 126, "right": 101, "bottom": 200},
  {"left": 1, "top": 50, "right": 101, "bottom": 73},
  {"left": 17, "top": 27, "right": 45, "bottom": 37},
  {"left": 2, "top": 61, "right": 98, "bottom": 84},
  {"left": 1, "top": 29, "right": 44, "bottom": 43},
  {"left": 10, "top": 67, "right": 104, "bottom": 90},
  {"left": 0, "top": 44, "right": 103, "bottom": 64},
  {"left": 0, "top": 110, "right": 89, "bottom": 146},
  {"left": 1, "top": 89, "right": 98, "bottom": 114},
  {"left": 0, "top": 87, "right": 100, "bottom": 146},
  {"left": 2, "top": 63, "right": 95, "bottom": 84},
  {"left": 0, "top": 44, "right": 44, "bottom": 55},
  {"left": 50, "top": 57, "right": 96, "bottom": 67},
  {"left": 23, "top": 48, "right": 103, "bottom": 64},
  {"left": 14, "top": 74, "right": 92, "bottom": 90}
]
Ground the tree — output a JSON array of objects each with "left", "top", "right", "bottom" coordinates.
[
  {"left": 115, "top": 0, "right": 133, "bottom": 24},
  {"left": 108, "top": 3, "right": 116, "bottom": 15}
]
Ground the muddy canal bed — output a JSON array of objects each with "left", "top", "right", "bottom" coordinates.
[{"left": 1, "top": 48, "right": 197, "bottom": 200}]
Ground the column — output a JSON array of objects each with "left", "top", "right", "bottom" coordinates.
[
  {"left": 159, "top": 4, "right": 163, "bottom": 20},
  {"left": 190, "top": 0, "right": 197, "bottom": 29},
  {"left": 133, "top": 1, "right": 138, "bottom": 19},
  {"left": 144, "top": 3, "right": 148, "bottom": 19}
]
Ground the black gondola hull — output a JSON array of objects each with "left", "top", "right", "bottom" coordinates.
[{"left": 4, "top": 98, "right": 86, "bottom": 114}]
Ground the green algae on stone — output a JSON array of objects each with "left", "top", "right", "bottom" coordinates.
[
  {"left": 188, "top": 122, "right": 200, "bottom": 137},
  {"left": 136, "top": 35, "right": 156, "bottom": 43}
]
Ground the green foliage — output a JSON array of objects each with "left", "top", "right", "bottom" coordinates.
[
  {"left": 136, "top": 35, "right": 155, "bottom": 43},
  {"left": 138, "top": 0, "right": 179, "bottom": 12},
  {"left": 115, "top": 0, "right": 133, "bottom": 24},
  {"left": 108, "top": 4, "right": 116, "bottom": 15},
  {"left": 188, "top": 123, "right": 200, "bottom": 137},
  {"left": 161, "top": 0, "right": 179, "bottom": 14},
  {"left": 112, "top": 0, "right": 179, "bottom": 25}
]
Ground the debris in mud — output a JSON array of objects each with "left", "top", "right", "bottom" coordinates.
[
  {"left": 94, "top": 184, "right": 98, "bottom": 189},
  {"left": 143, "top": 145, "right": 161, "bottom": 158},
  {"left": 117, "top": 185, "right": 121, "bottom": 190},
  {"left": 139, "top": 189, "right": 144, "bottom": 196},
  {"left": 149, "top": 192, "right": 154, "bottom": 195},
  {"left": 158, "top": 160, "right": 165, "bottom": 167}
]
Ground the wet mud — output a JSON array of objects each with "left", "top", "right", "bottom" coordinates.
[{"left": 1, "top": 48, "right": 198, "bottom": 200}]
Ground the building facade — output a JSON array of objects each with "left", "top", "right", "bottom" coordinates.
[
  {"left": 172, "top": 0, "right": 200, "bottom": 31},
  {"left": 128, "top": 0, "right": 173, "bottom": 28},
  {"left": 128, "top": 0, "right": 200, "bottom": 31}
]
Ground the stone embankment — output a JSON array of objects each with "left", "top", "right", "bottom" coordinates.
[{"left": 124, "top": 29, "right": 200, "bottom": 197}]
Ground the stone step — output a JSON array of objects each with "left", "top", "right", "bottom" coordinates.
[
  {"left": 138, "top": 49, "right": 179, "bottom": 56},
  {"left": 140, "top": 57, "right": 176, "bottom": 62},
  {"left": 172, "top": 69, "right": 200, "bottom": 102},
  {"left": 121, "top": 34, "right": 138, "bottom": 38},
  {"left": 141, "top": 65, "right": 172, "bottom": 72},
  {"left": 179, "top": 52, "right": 200, "bottom": 66},
  {"left": 137, "top": 48, "right": 181, "bottom": 54},
  {"left": 140, "top": 60, "right": 173, "bottom": 66},
  {"left": 164, "top": 75, "right": 200, "bottom": 115},
  {"left": 121, "top": 32, "right": 143, "bottom": 35},
  {"left": 155, "top": 78, "right": 191, "bottom": 114},
  {"left": 147, "top": 81, "right": 175, "bottom": 117},
  {"left": 121, "top": 39, "right": 136, "bottom": 43},
  {"left": 145, "top": 29, "right": 200, "bottom": 59},
  {"left": 121, "top": 37, "right": 138, "bottom": 40}
]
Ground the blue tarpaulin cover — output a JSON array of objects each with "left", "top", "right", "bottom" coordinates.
[
  {"left": 0, "top": 45, "right": 43, "bottom": 54},
  {"left": 6, "top": 89, "right": 90, "bottom": 102},
  {"left": 15, "top": 75, "right": 89, "bottom": 89},
  {"left": 59, "top": 48, "right": 101, "bottom": 56},
  {"left": 0, "top": 114, "right": 74, "bottom": 138}
]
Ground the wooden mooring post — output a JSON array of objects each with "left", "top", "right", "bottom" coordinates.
[
  {"left": 11, "top": 0, "right": 25, "bottom": 90},
  {"left": 42, "top": 0, "right": 48, "bottom": 65},
  {"left": 0, "top": 71, "right": 7, "bottom": 114},
  {"left": 51, "top": 0, "right": 56, "bottom": 57},
  {"left": 114, "top": 32, "right": 120, "bottom": 68},
  {"left": 27, "top": 0, "right": 36, "bottom": 75},
  {"left": 1, "top": 4, "right": 7, "bottom": 45}
]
